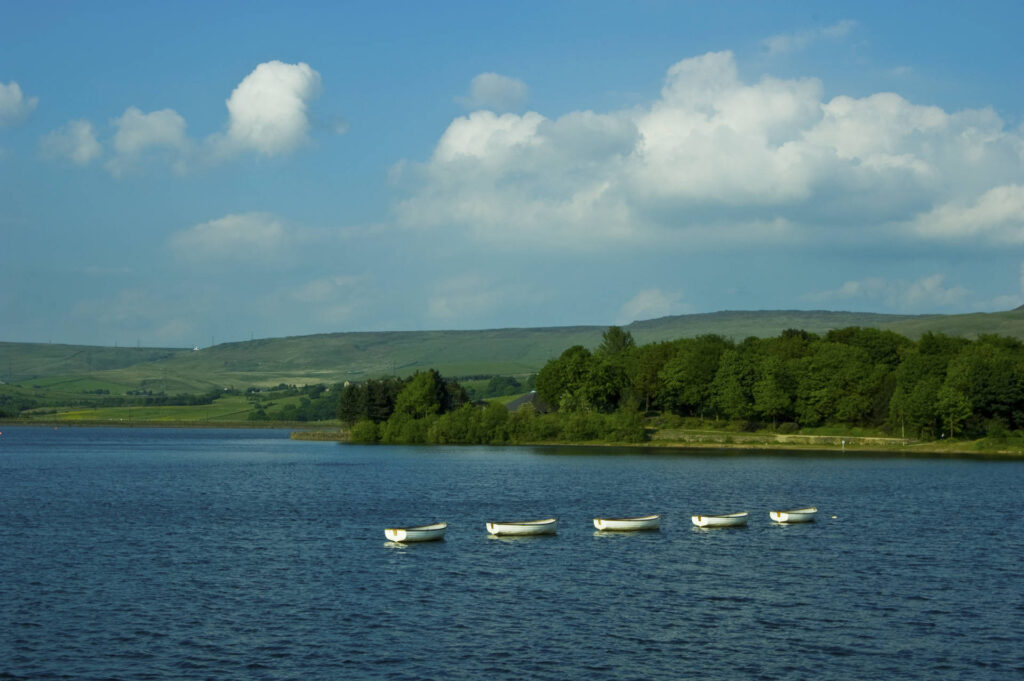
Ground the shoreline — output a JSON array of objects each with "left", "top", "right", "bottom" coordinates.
[{"left": 3, "top": 419, "right": 1022, "bottom": 458}]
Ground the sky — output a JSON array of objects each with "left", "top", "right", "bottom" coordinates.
[{"left": 1, "top": 1, "right": 1023, "bottom": 348}]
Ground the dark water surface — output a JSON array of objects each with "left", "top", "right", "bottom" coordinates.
[{"left": 1, "top": 427, "right": 1022, "bottom": 680}]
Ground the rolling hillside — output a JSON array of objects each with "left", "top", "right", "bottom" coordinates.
[{"left": 3, "top": 307, "right": 1024, "bottom": 394}]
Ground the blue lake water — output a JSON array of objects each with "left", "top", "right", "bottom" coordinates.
[{"left": 0, "top": 426, "right": 1022, "bottom": 680}]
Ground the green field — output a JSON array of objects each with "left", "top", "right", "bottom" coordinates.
[
  {"left": 3, "top": 307, "right": 1024, "bottom": 402},
  {"left": 47, "top": 395, "right": 256, "bottom": 423}
]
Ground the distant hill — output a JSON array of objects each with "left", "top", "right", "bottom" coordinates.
[{"left": 3, "top": 307, "right": 1024, "bottom": 393}]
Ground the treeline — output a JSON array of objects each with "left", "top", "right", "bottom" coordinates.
[
  {"left": 249, "top": 383, "right": 341, "bottom": 422},
  {"left": 339, "top": 369, "right": 646, "bottom": 445},
  {"left": 462, "top": 374, "right": 536, "bottom": 400},
  {"left": 1, "top": 388, "right": 228, "bottom": 415},
  {"left": 0, "top": 394, "right": 37, "bottom": 417},
  {"left": 533, "top": 326, "right": 1024, "bottom": 440}
]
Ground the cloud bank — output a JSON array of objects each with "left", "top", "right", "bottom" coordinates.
[
  {"left": 396, "top": 50, "right": 1024, "bottom": 252},
  {"left": 804, "top": 274, "right": 969, "bottom": 310}
]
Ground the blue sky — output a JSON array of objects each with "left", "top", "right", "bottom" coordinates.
[{"left": 2, "top": 1, "right": 1022, "bottom": 347}]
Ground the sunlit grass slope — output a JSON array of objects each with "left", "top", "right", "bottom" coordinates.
[{"left": 4, "top": 308, "right": 1024, "bottom": 395}]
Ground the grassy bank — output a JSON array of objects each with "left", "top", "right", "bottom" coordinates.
[{"left": 286, "top": 423, "right": 1024, "bottom": 456}]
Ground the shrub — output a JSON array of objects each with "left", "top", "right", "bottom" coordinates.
[
  {"left": 985, "top": 417, "right": 1009, "bottom": 440},
  {"left": 350, "top": 419, "right": 379, "bottom": 443}
]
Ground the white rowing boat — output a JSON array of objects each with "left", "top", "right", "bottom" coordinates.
[
  {"left": 385, "top": 522, "right": 447, "bottom": 542},
  {"left": 486, "top": 518, "right": 558, "bottom": 536},
  {"left": 593, "top": 514, "right": 661, "bottom": 531},
  {"left": 769, "top": 507, "right": 818, "bottom": 523},
  {"left": 691, "top": 512, "right": 748, "bottom": 528}
]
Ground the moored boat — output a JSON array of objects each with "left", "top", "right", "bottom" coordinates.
[
  {"left": 769, "top": 507, "right": 818, "bottom": 523},
  {"left": 691, "top": 512, "right": 748, "bottom": 528},
  {"left": 486, "top": 518, "right": 558, "bottom": 536},
  {"left": 385, "top": 522, "right": 447, "bottom": 542},
  {"left": 593, "top": 514, "right": 661, "bottom": 531}
]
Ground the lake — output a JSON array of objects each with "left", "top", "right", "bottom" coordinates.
[{"left": 1, "top": 426, "right": 1021, "bottom": 680}]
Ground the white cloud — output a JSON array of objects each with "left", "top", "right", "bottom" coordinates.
[
  {"left": 40, "top": 119, "right": 102, "bottom": 165},
  {"left": 214, "top": 60, "right": 322, "bottom": 157},
  {"left": 804, "top": 274, "right": 968, "bottom": 310},
  {"left": 111, "top": 107, "right": 188, "bottom": 156},
  {"left": 618, "top": 289, "right": 691, "bottom": 324},
  {"left": 396, "top": 50, "right": 1024, "bottom": 252},
  {"left": 40, "top": 61, "right": 326, "bottom": 173},
  {"left": 169, "top": 212, "right": 290, "bottom": 263},
  {"left": 908, "top": 184, "right": 1024, "bottom": 244},
  {"left": 762, "top": 19, "right": 857, "bottom": 55},
  {"left": 0, "top": 81, "right": 38, "bottom": 126},
  {"left": 106, "top": 106, "right": 189, "bottom": 175},
  {"left": 456, "top": 73, "right": 528, "bottom": 112}
]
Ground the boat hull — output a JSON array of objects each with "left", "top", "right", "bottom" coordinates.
[
  {"left": 593, "top": 515, "right": 660, "bottom": 531},
  {"left": 385, "top": 522, "right": 447, "bottom": 542},
  {"left": 486, "top": 518, "right": 558, "bottom": 536},
  {"left": 769, "top": 507, "right": 818, "bottom": 523},
  {"left": 691, "top": 512, "right": 748, "bottom": 528}
]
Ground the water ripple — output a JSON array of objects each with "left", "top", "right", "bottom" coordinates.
[{"left": 0, "top": 428, "right": 1022, "bottom": 680}]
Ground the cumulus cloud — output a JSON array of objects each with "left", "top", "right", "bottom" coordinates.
[
  {"left": 762, "top": 19, "right": 857, "bottom": 55},
  {"left": 456, "top": 73, "right": 528, "bottom": 112},
  {"left": 0, "top": 81, "right": 37, "bottom": 126},
  {"left": 39, "top": 61, "right": 325, "bottom": 174},
  {"left": 106, "top": 106, "right": 189, "bottom": 175},
  {"left": 618, "top": 289, "right": 691, "bottom": 324},
  {"left": 395, "top": 50, "right": 1024, "bottom": 252},
  {"left": 169, "top": 213, "right": 290, "bottom": 263},
  {"left": 111, "top": 107, "right": 188, "bottom": 156},
  {"left": 214, "top": 60, "right": 322, "bottom": 157},
  {"left": 804, "top": 274, "right": 968, "bottom": 310},
  {"left": 40, "top": 120, "right": 102, "bottom": 165},
  {"left": 908, "top": 185, "right": 1024, "bottom": 244}
]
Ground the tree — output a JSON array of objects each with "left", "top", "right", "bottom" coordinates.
[
  {"left": 350, "top": 419, "right": 379, "bottom": 443},
  {"left": 597, "top": 326, "right": 636, "bottom": 356},
  {"left": 366, "top": 378, "right": 403, "bottom": 422},
  {"left": 480, "top": 401, "right": 510, "bottom": 443},
  {"left": 582, "top": 358, "right": 630, "bottom": 412},
  {"left": 793, "top": 342, "right": 872, "bottom": 427},
  {"left": 712, "top": 348, "right": 755, "bottom": 420},
  {"left": 393, "top": 370, "right": 467, "bottom": 419},
  {"left": 936, "top": 386, "right": 971, "bottom": 439},
  {"left": 944, "top": 339, "right": 1024, "bottom": 432},
  {"left": 535, "top": 345, "right": 593, "bottom": 408},
  {"left": 630, "top": 342, "right": 677, "bottom": 412},
  {"left": 661, "top": 335, "right": 731, "bottom": 419},
  {"left": 753, "top": 357, "right": 791, "bottom": 430},
  {"left": 484, "top": 375, "right": 522, "bottom": 398},
  {"left": 394, "top": 371, "right": 445, "bottom": 418}
]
